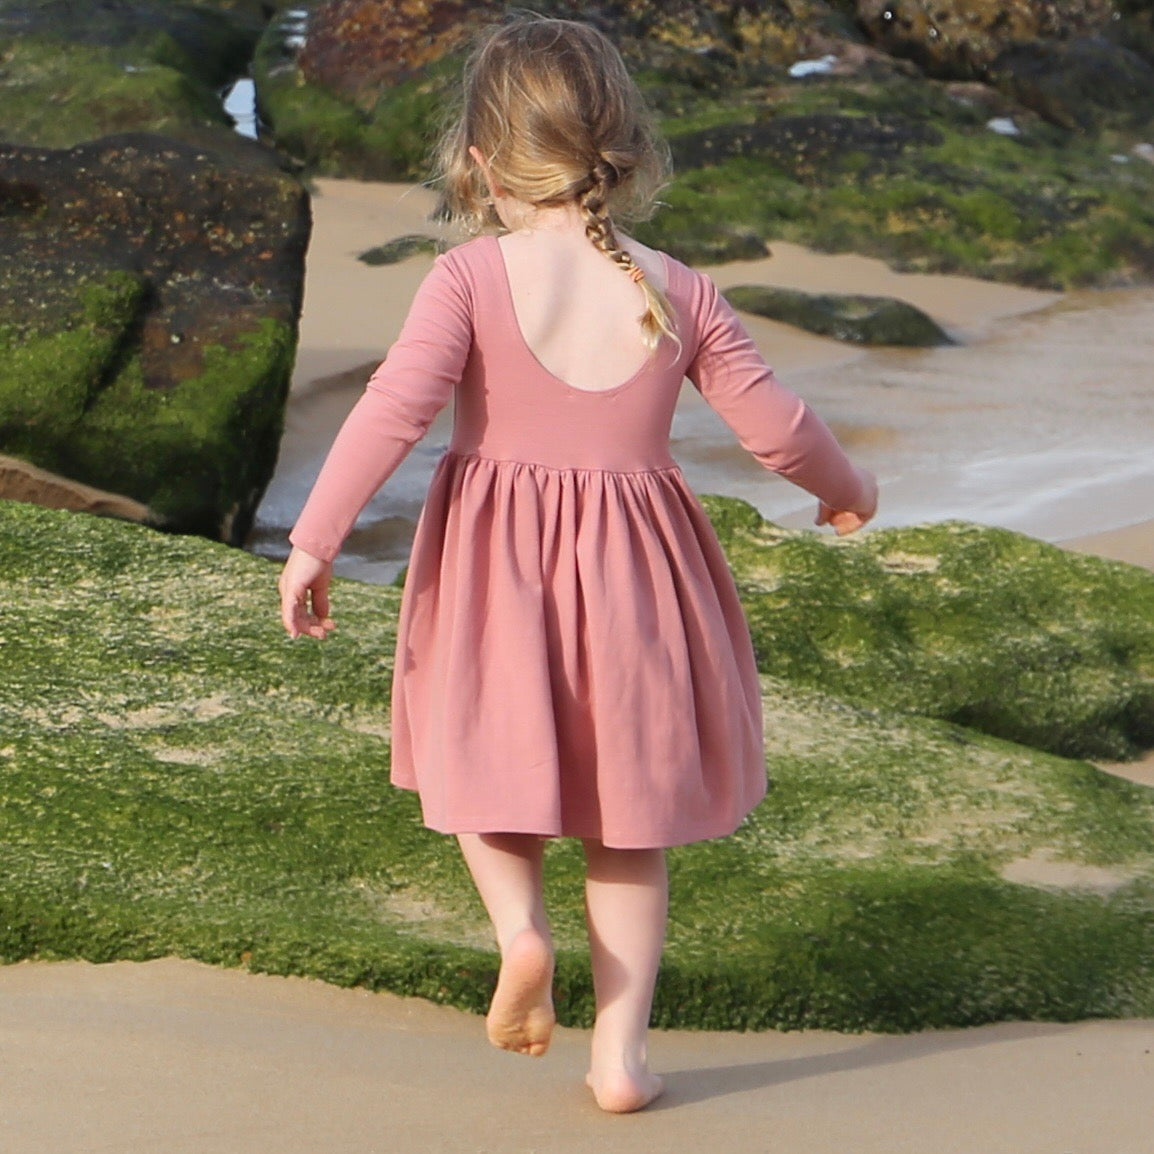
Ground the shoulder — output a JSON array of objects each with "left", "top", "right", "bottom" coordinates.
[
  {"left": 415, "top": 234, "right": 497, "bottom": 308},
  {"left": 617, "top": 234, "right": 675, "bottom": 296},
  {"left": 437, "top": 233, "right": 496, "bottom": 276},
  {"left": 619, "top": 235, "right": 718, "bottom": 310}
]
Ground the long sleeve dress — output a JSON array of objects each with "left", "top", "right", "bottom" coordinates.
[{"left": 290, "top": 234, "right": 866, "bottom": 849}]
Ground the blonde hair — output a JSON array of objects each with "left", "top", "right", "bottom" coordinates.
[{"left": 433, "top": 14, "right": 678, "bottom": 352}]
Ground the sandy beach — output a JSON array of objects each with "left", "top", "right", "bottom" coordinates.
[
  {"left": 3, "top": 957, "right": 1153, "bottom": 1154},
  {"left": 7, "top": 180, "right": 1152, "bottom": 1152}
]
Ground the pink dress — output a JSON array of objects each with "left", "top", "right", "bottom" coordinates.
[{"left": 290, "top": 234, "right": 865, "bottom": 848}]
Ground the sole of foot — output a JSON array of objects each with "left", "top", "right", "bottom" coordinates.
[
  {"left": 585, "top": 1070, "right": 665, "bottom": 1114},
  {"left": 486, "top": 928, "right": 555, "bottom": 1057}
]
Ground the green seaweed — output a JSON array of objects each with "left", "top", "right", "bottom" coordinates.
[
  {"left": 62, "top": 317, "right": 297, "bottom": 536},
  {"left": 0, "top": 271, "right": 147, "bottom": 468},
  {"left": 253, "top": 26, "right": 458, "bottom": 180},
  {"left": 0, "top": 287, "right": 294, "bottom": 538},
  {"left": 703, "top": 498, "right": 1154, "bottom": 762},
  {"left": 634, "top": 77, "right": 1154, "bottom": 287},
  {"left": 723, "top": 284, "right": 951, "bottom": 346},
  {"left": 0, "top": 37, "right": 232, "bottom": 148},
  {"left": 3, "top": 499, "right": 1153, "bottom": 1031}
]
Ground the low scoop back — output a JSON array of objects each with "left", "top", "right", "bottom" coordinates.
[
  {"left": 448, "top": 234, "right": 693, "bottom": 475},
  {"left": 494, "top": 231, "right": 671, "bottom": 394}
]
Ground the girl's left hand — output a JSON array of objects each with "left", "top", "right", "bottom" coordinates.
[
  {"left": 815, "top": 467, "right": 879, "bottom": 536},
  {"left": 279, "top": 546, "right": 336, "bottom": 639}
]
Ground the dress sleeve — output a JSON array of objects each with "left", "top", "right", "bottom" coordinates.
[
  {"left": 685, "top": 269, "right": 867, "bottom": 512},
  {"left": 288, "top": 251, "right": 473, "bottom": 561}
]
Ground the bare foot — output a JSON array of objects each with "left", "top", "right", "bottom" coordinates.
[
  {"left": 486, "top": 928, "right": 555, "bottom": 1057},
  {"left": 585, "top": 1067, "right": 665, "bottom": 1114}
]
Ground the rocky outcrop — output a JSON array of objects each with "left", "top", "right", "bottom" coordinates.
[
  {"left": 252, "top": 0, "right": 871, "bottom": 179},
  {"left": 0, "top": 0, "right": 263, "bottom": 148},
  {"left": 247, "top": 1, "right": 1154, "bottom": 288},
  {"left": 853, "top": 0, "right": 1154, "bottom": 130},
  {"left": 667, "top": 112, "right": 943, "bottom": 177},
  {"left": 703, "top": 496, "right": 1154, "bottom": 761},
  {"left": 0, "top": 0, "right": 314, "bottom": 544},
  {"left": 0, "top": 134, "right": 310, "bottom": 543},
  {"left": 724, "top": 284, "right": 951, "bottom": 345},
  {"left": 988, "top": 37, "right": 1154, "bottom": 131},
  {"left": 854, "top": 0, "right": 1117, "bottom": 79},
  {"left": 297, "top": 0, "right": 496, "bottom": 104},
  {"left": 3, "top": 498, "right": 1153, "bottom": 1031}
]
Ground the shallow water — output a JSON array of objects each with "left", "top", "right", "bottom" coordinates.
[
  {"left": 250, "top": 286, "right": 1154, "bottom": 584},
  {"left": 222, "top": 78, "right": 258, "bottom": 140}
]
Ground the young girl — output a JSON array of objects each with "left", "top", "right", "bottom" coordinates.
[{"left": 279, "top": 15, "right": 877, "bottom": 1114}]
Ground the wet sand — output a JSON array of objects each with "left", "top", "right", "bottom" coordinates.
[{"left": 4, "top": 957, "right": 1153, "bottom": 1154}]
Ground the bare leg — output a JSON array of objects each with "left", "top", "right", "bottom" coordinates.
[
  {"left": 582, "top": 838, "right": 668, "bottom": 1113},
  {"left": 456, "top": 832, "right": 555, "bottom": 1057}
]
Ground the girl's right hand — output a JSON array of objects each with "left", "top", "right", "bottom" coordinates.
[
  {"left": 815, "top": 467, "right": 879, "bottom": 536},
  {"left": 279, "top": 546, "right": 336, "bottom": 640}
]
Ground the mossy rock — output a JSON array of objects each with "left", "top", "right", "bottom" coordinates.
[
  {"left": 640, "top": 72, "right": 1154, "bottom": 289},
  {"left": 0, "top": 134, "right": 310, "bottom": 543},
  {"left": 3, "top": 499, "right": 1154, "bottom": 1031},
  {"left": 702, "top": 496, "right": 1154, "bottom": 762},
  {"left": 358, "top": 235, "right": 444, "bottom": 266},
  {"left": 0, "top": 0, "right": 263, "bottom": 149},
  {"left": 724, "top": 284, "right": 951, "bottom": 346},
  {"left": 653, "top": 226, "right": 769, "bottom": 267},
  {"left": 249, "top": 0, "right": 1154, "bottom": 288},
  {"left": 252, "top": 9, "right": 462, "bottom": 181}
]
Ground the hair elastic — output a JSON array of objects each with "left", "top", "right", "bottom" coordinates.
[{"left": 629, "top": 265, "right": 646, "bottom": 284}]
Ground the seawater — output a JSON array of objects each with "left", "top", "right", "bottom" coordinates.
[{"left": 250, "top": 286, "right": 1154, "bottom": 584}]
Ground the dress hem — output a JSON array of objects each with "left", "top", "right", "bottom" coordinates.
[{"left": 391, "top": 779, "right": 767, "bottom": 850}]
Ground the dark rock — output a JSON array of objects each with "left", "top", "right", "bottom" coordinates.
[
  {"left": 0, "top": 0, "right": 262, "bottom": 88},
  {"left": 358, "top": 235, "right": 444, "bottom": 266},
  {"left": 0, "top": 134, "right": 311, "bottom": 544},
  {"left": 669, "top": 112, "right": 942, "bottom": 179},
  {"left": 854, "top": 0, "right": 1117, "bottom": 79},
  {"left": 851, "top": 2, "right": 1154, "bottom": 130},
  {"left": 294, "top": 0, "right": 852, "bottom": 104},
  {"left": 1111, "top": 0, "right": 1154, "bottom": 67},
  {"left": 659, "top": 227, "right": 769, "bottom": 265},
  {"left": 989, "top": 36, "right": 1154, "bottom": 131},
  {"left": 724, "top": 283, "right": 952, "bottom": 345},
  {"left": 253, "top": 0, "right": 868, "bottom": 179},
  {"left": 298, "top": 0, "right": 498, "bottom": 105}
]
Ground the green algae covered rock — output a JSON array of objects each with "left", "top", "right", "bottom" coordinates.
[
  {"left": 3, "top": 499, "right": 1154, "bottom": 1031},
  {"left": 702, "top": 496, "right": 1154, "bottom": 762},
  {"left": 0, "top": 134, "right": 309, "bottom": 543},
  {"left": 724, "top": 284, "right": 951, "bottom": 346},
  {"left": 358, "top": 235, "right": 444, "bottom": 266},
  {"left": 0, "top": 3, "right": 312, "bottom": 544},
  {"left": 0, "top": 0, "right": 262, "bottom": 149}
]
